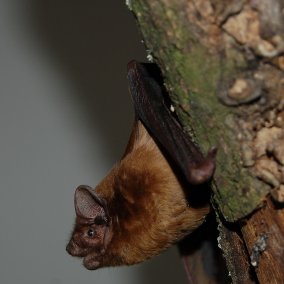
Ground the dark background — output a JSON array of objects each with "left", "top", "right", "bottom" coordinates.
[{"left": 0, "top": 1, "right": 187, "bottom": 283}]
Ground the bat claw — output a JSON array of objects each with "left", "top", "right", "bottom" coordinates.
[
  {"left": 207, "top": 147, "right": 218, "bottom": 160},
  {"left": 188, "top": 147, "right": 217, "bottom": 185}
]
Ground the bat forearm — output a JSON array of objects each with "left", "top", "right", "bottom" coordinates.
[{"left": 127, "top": 60, "right": 217, "bottom": 185}]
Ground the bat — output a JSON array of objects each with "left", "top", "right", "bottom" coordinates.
[{"left": 66, "top": 60, "right": 217, "bottom": 270}]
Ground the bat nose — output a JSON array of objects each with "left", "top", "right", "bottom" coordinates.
[
  {"left": 66, "top": 241, "right": 75, "bottom": 255},
  {"left": 66, "top": 240, "right": 86, "bottom": 257}
]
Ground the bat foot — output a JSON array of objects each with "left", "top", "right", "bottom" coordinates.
[{"left": 188, "top": 147, "right": 217, "bottom": 185}]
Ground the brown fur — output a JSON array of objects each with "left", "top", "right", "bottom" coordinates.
[{"left": 66, "top": 121, "right": 210, "bottom": 269}]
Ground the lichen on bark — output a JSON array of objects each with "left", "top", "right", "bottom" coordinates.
[{"left": 130, "top": 0, "right": 284, "bottom": 222}]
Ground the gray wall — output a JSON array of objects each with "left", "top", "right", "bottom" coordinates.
[{"left": 0, "top": 1, "right": 187, "bottom": 283}]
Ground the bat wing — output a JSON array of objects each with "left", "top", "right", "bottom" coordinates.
[{"left": 127, "top": 60, "right": 216, "bottom": 185}]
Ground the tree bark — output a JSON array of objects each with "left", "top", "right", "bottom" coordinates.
[{"left": 127, "top": 0, "right": 284, "bottom": 283}]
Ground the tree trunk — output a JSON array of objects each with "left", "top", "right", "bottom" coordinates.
[{"left": 127, "top": 1, "right": 284, "bottom": 283}]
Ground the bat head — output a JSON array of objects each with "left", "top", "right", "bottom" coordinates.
[{"left": 66, "top": 185, "right": 113, "bottom": 270}]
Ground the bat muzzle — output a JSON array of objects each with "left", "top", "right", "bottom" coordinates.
[{"left": 66, "top": 240, "right": 87, "bottom": 257}]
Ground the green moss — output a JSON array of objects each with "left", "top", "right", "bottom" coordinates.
[{"left": 130, "top": 1, "right": 267, "bottom": 222}]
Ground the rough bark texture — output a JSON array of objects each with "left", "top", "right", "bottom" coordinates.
[
  {"left": 240, "top": 198, "right": 284, "bottom": 283},
  {"left": 127, "top": 0, "right": 284, "bottom": 283}
]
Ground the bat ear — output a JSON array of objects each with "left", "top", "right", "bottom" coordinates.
[{"left": 74, "top": 185, "right": 107, "bottom": 220}]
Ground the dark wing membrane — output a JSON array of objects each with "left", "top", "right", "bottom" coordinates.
[{"left": 127, "top": 60, "right": 216, "bottom": 185}]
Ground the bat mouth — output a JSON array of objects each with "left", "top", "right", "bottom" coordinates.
[
  {"left": 83, "top": 254, "right": 100, "bottom": 270},
  {"left": 66, "top": 240, "right": 100, "bottom": 269},
  {"left": 66, "top": 240, "right": 88, "bottom": 257}
]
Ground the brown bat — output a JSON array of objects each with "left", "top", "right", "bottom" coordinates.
[{"left": 66, "top": 60, "right": 217, "bottom": 270}]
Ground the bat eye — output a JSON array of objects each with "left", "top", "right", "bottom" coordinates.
[{"left": 87, "top": 228, "right": 96, "bottom": 238}]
